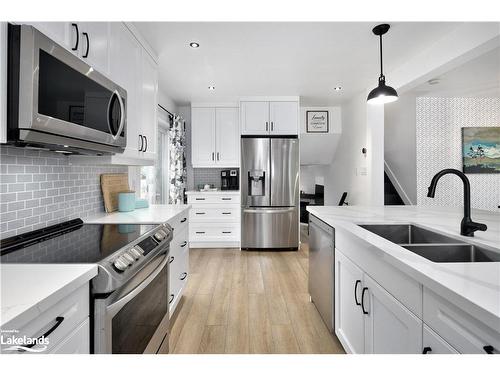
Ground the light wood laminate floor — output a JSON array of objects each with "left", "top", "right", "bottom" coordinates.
[{"left": 167, "top": 228, "right": 345, "bottom": 354}]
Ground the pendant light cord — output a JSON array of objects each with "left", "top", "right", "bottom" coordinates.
[{"left": 379, "top": 34, "right": 384, "bottom": 78}]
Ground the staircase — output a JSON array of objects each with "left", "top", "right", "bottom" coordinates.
[{"left": 384, "top": 172, "right": 404, "bottom": 205}]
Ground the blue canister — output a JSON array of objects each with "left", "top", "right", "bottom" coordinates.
[{"left": 118, "top": 191, "right": 136, "bottom": 212}]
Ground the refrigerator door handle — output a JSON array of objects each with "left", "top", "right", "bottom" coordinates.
[{"left": 243, "top": 207, "right": 295, "bottom": 214}]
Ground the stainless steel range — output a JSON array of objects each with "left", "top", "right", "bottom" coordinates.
[{"left": 0, "top": 219, "right": 173, "bottom": 354}]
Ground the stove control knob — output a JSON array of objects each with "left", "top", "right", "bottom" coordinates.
[
  {"left": 154, "top": 231, "right": 165, "bottom": 241},
  {"left": 133, "top": 245, "right": 144, "bottom": 254},
  {"left": 122, "top": 253, "right": 135, "bottom": 264},
  {"left": 113, "top": 258, "right": 128, "bottom": 272},
  {"left": 129, "top": 248, "right": 142, "bottom": 260}
]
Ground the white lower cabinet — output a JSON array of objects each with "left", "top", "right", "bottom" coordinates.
[
  {"left": 49, "top": 319, "right": 90, "bottom": 354},
  {"left": 423, "top": 324, "right": 459, "bottom": 354},
  {"left": 363, "top": 274, "right": 422, "bottom": 354}
]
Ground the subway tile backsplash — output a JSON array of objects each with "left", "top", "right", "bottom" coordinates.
[
  {"left": 0, "top": 146, "right": 127, "bottom": 238},
  {"left": 192, "top": 168, "right": 239, "bottom": 190}
]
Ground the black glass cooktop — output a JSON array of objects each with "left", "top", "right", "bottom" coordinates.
[{"left": 0, "top": 219, "right": 157, "bottom": 264}]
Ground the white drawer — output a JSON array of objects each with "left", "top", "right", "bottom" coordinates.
[
  {"left": 189, "top": 223, "right": 240, "bottom": 242},
  {"left": 49, "top": 319, "right": 90, "bottom": 354},
  {"left": 167, "top": 214, "right": 188, "bottom": 236},
  {"left": 423, "top": 324, "right": 459, "bottom": 354},
  {"left": 170, "top": 227, "right": 189, "bottom": 259},
  {"left": 1, "top": 284, "right": 89, "bottom": 354},
  {"left": 169, "top": 247, "right": 189, "bottom": 315},
  {"left": 190, "top": 207, "right": 240, "bottom": 222},
  {"left": 423, "top": 288, "right": 500, "bottom": 354},
  {"left": 188, "top": 194, "right": 240, "bottom": 205}
]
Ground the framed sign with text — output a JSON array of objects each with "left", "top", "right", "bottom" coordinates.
[{"left": 306, "top": 111, "right": 329, "bottom": 133}]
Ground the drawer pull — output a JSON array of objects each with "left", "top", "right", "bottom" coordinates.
[
  {"left": 195, "top": 198, "right": 206, "bottom": 201},
  {"left": 196, "top": 231, "right": 205, "bottom": 234},
  {"left": 180, "top": 272, "right": 188, "bottom": 281},
  {"left": 222, "top": 212, "right": 231, "bottom": 215},
  {"left": 361, "top": 287, "right": 369, "bottom": 315},
  {"left": 169, "top": 294, "right": 174, "bottom": 304},
  {"left": 23, "top": 316, "right": 65, "bottom": 350},
  {"left": 422, "top": 347, "right": 432, "bottom": 354},
  {"left": 222, "top": 231, "right": 232, "bottom": 234},
  {"left": 484, "top": 345, "right": 495, "bottom": 354},
  {"left": 221, "top": 198, "right": 232, "bottom": 201},
  {"left": 180, "top": 218, "right": 187, "bottom": 223},
  {"left": 180, "top": 241, "right": 187, "bottom": 247},
  {"left": 354, "top": 280, "right": 361, "bottom": 306},
  {"left": 195, "top": 212, "right": 206, "bottom": 215},
  {"left": 169, "top": 256, "right": 175, "bottom": 264}
]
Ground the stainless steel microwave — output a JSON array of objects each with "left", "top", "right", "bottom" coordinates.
[{"left": 7, "top": 24, "right": 126, "bottom": 155}]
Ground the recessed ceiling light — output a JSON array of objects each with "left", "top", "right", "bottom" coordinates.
[
  {"left": 189, "top": 42, "right": 200, "bottom": 48},
  {"left": 333, "top": 86, "right": 342, "bottom": 91},
  {"left": 208, "top": 86, "right": 215, "bottom": 90},
  {"left": 427, "top": 78, "right": 441, "bottom": 85}
]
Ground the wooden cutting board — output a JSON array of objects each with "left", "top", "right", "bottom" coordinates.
[{"left": 100, "top": 173, "right": 131, "bottom": 213}]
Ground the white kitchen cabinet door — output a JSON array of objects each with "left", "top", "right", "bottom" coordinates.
[
  {"left": 49, "top": 319, "right": 90, "bottom": 354},
  {"left": 27, "top": 22, "right": 70, "bottom": 49},
  {"left": 108, "top": 23, "right": 142, "bottom": 156},
  {"left": 423, "top": 324, "right": 459, "bottom": 354},
  {"left": 216, "top": 108, "right": 239, "bottom": 167},
  {"left": 269, "top": 101, "right": 298, "bottom": 135},
  {"left": 240, "top": 101, "right": 269, "bottom": 135},
  {"left": 140, "top": 50, "right": 158, "bottom": 161},
  {"left": 77, "top": 22, "right": 110, "bottom": 75},
  {"left": 335, "top": 250, "right": 365, "bottom": 354},
  {"left": 363, "top": 274, "right": 422, "bottom": 354},
  {"left": 191, "top": 108, "right": 216, "bottom": 167}
]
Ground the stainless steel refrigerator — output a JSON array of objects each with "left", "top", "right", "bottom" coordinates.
[{"left": 241, "top": 137, "right": 299, "bottom": 250}]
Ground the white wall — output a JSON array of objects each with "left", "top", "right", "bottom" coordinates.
[
  {"left": 158, "top": 89, "right": 177, "bottom": 114},
  {"left": 384, "top": 93, "right": 417, "bottom": 204},
  {"left": 416, "top": 97, "right": 500, "bottom": 212},
  {"left": 324, "top": 91, "right": 384, "bottom": 206}
]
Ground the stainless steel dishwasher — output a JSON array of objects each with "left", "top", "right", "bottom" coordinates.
[{"left": 308, "top": 214, "right": 335, "bottom": 332}]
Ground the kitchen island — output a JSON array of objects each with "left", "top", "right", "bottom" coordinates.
[{"left": 306, "top": 205, "right": 500, "bottom": 354}]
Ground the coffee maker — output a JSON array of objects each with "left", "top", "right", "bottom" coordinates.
[{"left": 221, "top": 169, "right": 239, "bottom": 190}]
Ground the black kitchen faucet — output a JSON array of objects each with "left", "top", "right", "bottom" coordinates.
[{"left": 427, "top": 168, "right": 487, "bottom": 237}]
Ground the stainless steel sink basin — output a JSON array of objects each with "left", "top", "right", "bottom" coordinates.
[
  {"left": 359, "top": 224, "right": 463, "bottom": 245},
  {"left": 402, "top": 244, "right": 500, "bottom": 263}
]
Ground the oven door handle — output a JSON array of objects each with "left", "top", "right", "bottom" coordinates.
[
  {"left": 107, "top": 90, "right": 125, "bottom": 141},
  {"left": 106, "top": 253, "right": 168, "bottom": 317}
]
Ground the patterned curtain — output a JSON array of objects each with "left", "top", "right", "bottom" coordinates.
[{"left": 168, "top": 115, "right": 187, "bottom": 204}]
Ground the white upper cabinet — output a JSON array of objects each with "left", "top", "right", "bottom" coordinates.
[
  {"left": 269, "top": 101, "right": 299, "bottom": 135},
  {"left": 363, "top": 274, "right": 422, "bottom": 354},
  {"left": 27, "top": 22, "right": 70, "bottom": 49},
  {"left": 240, "top": 101, "right": 269, "bottom": 135},
  {"left": 240, "top": 98, "right": 299, "bottom": 135},
  {"left": 140, "top": 50, "right": 158, "bottom": 161},
  {"left": 191, "top": 107, "right": 216, "bottom": 167},
  {"left": 191, "top": 106, "right": 239, "bottom": 168},
  {"left": 76, "top": 22, "right": 110, "bottom": 75},
  {"left": 216, "top": 108, "right": 239, "bottom": 166}
]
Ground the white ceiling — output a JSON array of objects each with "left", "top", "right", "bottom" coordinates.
[
  {"left": 412, "top": 46, "right": 500, "bottom": 97},
  {"left": 133, "top": 22, "right": 463, "bottom": 106}
]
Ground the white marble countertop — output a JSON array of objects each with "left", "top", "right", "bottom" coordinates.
[
  {"left": 306, "top": 205, "right": 500, "bottom": 332},
  {"left": 0, "top": 264, "right": 97, "bottom": 328},
  {"left": 186, "top": 190, "right": 240, "bottom": 194},
  {"left": 84, "top": 204, "right": 190, "bottom": 225}
]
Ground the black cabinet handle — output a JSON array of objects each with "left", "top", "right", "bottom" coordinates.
[
  {"left": 180, "top": 218, "right": 187, "bottom": 223},
  {"left": 217, "top": 152, "right": 220, "bottom": 161},
  {"left": 139, "top": 135, "right": 144, "bottom": 151},
  {"left": 484, "top": 345, "right": 495, "bottom": 354},
  {"left": 266, "top": 122, "right": 269, "bottom": 131},
  {"left": 221, "top": 198, "right": 232, "bottom": 201},
  {"left": 180, "top": 241, "right": 187, "bottom": 247},
  {"left": 422, "top": 347, "right": 432, "bottom": 354},
  {"left": 71, "top": 23, "right": 79, "bottom": 51},
  {"left": 143, "top": 136, "right": 148, "bottom": 152},
  {"left": 212, "top": 152, "right": 215, "bottom": 161},
  {"left": 271, "top": 121, "right": 274, "bottom": 131},
  {"left": 195, "top": 212, "right": 206, "bottom": 215},
  {"left": 24, "top": 317, "right": 64, "bottom": 349},
  {"left": 195, "top": 198, "right": 205, "bottom": 201},
  {"left": 222, "top": 231, "right": 232, "bottom": 234},
  {"left": 82, "top": 32, "right": 89, "bottom": 58},
  {"left": 169, "top": 256, "right": 175, "bottom": 264},
  {"left": 169, "top": 294, "right": 174, "bottom": 304},
  {"left": 196, "top": 231, "right": 205, "bottom": 234},
  {"left": 361, "top": 287, "right": 369, "bottom": 315},
  {"left": 180, "top": 272, "right": 188, "bottom": 280},
  {"left": 354, "top": 280, "right": 361, "bottom": 306},
  {"left": 222, "top": 212, "right": 231, "bottom": 215}
]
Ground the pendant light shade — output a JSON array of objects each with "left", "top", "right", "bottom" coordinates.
[{"left": 367, "top": 24, "right": 398, "bottom": 105}]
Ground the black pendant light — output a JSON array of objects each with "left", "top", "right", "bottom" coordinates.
[{"left": 367, "top": 24, "right": 398, "bottom": 104}]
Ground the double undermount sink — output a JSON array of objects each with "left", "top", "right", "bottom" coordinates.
[{"left": 358, "top": 224, "right": 500, "bottom": 263}]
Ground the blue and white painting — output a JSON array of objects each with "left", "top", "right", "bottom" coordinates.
[{"left": 462, "top": 127, "right": 500, "bottom": 174}]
